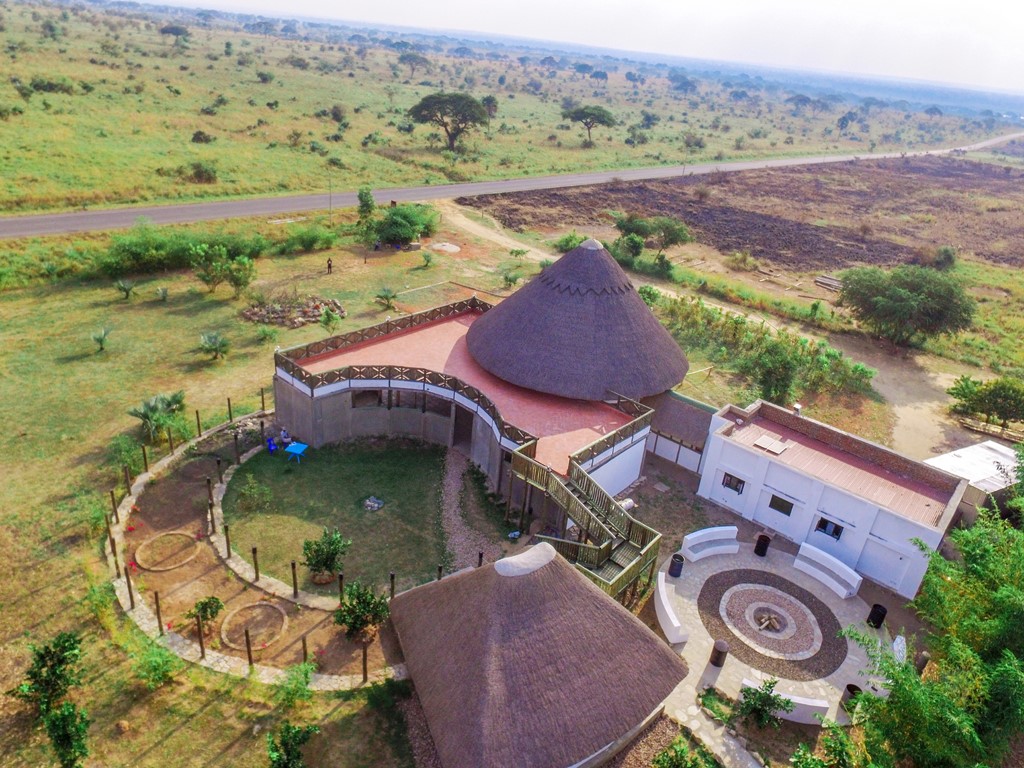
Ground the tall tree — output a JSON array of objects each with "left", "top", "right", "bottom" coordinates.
[
  {"left": 561, "top": 105, "right": 616, "bottom": 145},
  {"left": 838, "top": 265, "right": 975, "bottom": 347},
  {"left": 397, "top": 51, "right": 429, "bottom": 78},
  {"left": 407, "top": 93, "right": 488, "bottom": 151}
]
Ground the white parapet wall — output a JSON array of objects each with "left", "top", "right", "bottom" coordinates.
[
  {"left": 794, "top": 542, "right": 863, "bottom": 599},
  {"left": 680, "top": 525, "right": 740, "bottom": 562},
  {"left": 655, "top": 571, "right": 688, "bottom": 645}
]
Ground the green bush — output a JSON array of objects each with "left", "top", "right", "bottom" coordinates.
[
  {"left": 301, "top": 528, "right": 351, "bottom": 576},
  {"left": 99, "top": 222, "right": 267, "bottom": 277},
  {"left": 275, "top": 224, "right": 338, "bottom": 255},
  {"left": 553, "top": 230, "right": 586, "bottom": 253},
  {"left": 128, "top": 391, "right": 186, "bottom": 443},
  {"left": 106, "top": 434, "right": 143, "bottom": 475},
  {"left": 267, "top": 721, "right": 319, "bottom": 768},
  {"left": 185, "top": 596, "right": 225, "bottom": 624},
  {"left": 334, "top": 583, "right": 390, "bottom": 642},
  {"left": 131, "top": 641, "right": 184, "bottom": 690},
  {"left": 256, "top": 324, "right": 279, "bottom": 344},
  {"left": 10, "top": 632, "right": 83, "bottom": 715},
  {"left": 236, "top": 475, "right": 273, "bottom": 515},
  {"left": 735, "top": 678, "right": 794, "bottom": 729},
  {"left": 275, "top": 662, "right": 316, "bottom": 709},
  {"left": 43, "top": 701, "right": 90, "bottom": 768}
]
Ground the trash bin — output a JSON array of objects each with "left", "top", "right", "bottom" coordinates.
[
  {"left": 866, "top": 603, "right": 887, "bottom": 629},
  {"left": 754, "top": 534, "right": 771, "bottom": 557},
  {"left": 668, "top": 554, "right": 685, "bottom": 578},
  {"left": 710, "top": 639, "right": 729, "bottom": 668},
  {"left": 841, "top": 684, "right": 862, "bottom": 711}
]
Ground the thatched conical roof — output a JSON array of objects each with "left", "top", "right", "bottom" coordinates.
[
  {"left": 466, "top": 239, "right": 689, "bottom": 400},
  {"left": 390, "top": 543, "right": 688, "bottom": 768}
]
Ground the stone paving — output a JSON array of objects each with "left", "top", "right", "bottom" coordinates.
[
  {"left": 105, "top": 413, "right": 404, "bottom": 691},
  {"left": 659, "top": 541, "right": 893, "bottom": 766}
]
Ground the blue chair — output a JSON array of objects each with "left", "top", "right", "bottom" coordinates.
[{"left": 267, "top": 437, "right": 278, "bottom": 455}]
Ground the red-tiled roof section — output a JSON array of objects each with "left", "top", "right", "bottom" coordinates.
[
  {"left": 298, "top": 313, "right": 630, "bottom": 474},
  {"left": 729, "top": 407, "right": 955, "bottom": 527}
]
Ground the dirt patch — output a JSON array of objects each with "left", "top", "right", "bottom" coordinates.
[{"left": 459, "top": 155, "right": 1024, "bottom": 269}]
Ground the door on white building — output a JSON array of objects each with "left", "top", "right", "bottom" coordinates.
[{"left": 857, "top": 539, "right": 908, "bottom": 591}]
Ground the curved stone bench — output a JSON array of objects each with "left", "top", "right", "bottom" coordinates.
[
  {"left": 655, "top": 571, "right": 688, "bottom": 644},
  {"left": 680, "top": 525, "right": 739, "bottom": 562},
  {"left": 793, "top": 542, "right": 862, "bottom": 599},
  {"left": 741, "top": 678, "right": 830, "bottom": 725}
]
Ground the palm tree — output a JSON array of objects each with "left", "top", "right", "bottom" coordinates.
[
  {"left": 199, "top": 332, "right": 230, "bottom": 360},
  {"left": 91, "top": 327, "right": 111, "bottom": 352},
  {"left": 127, "top": 391, "right": 185, "bottom": 442},
  {"left": 375, "top": 287, "right": 398, "bottom": 311}
]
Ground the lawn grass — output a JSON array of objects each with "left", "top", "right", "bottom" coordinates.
[
  {"left": 0, "top": 1, "right": 1001, "bottom": 214},
  {"left": 222, "top": 441, "right": 448, "bottom": 594}
]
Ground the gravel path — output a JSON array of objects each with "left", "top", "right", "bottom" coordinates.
[{"left": 441, "top": 449, "right": 505, "bottom": 570}]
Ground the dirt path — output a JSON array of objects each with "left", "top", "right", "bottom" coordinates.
[
  {"left": 440, "top": 449, "right": 506, "bottom": 570},
  {"left": 439, "top": 201, "right": 976, "bottom": 458}
]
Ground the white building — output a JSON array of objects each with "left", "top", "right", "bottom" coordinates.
[{"left": 697, "top": 401, "right": 968, "bottom": 598}]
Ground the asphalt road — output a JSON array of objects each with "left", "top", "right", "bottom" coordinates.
[{"left": 2, "top": 132, "right": 1021, "bottom": 239}]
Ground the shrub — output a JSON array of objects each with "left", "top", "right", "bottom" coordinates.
[
  {"left": 236, "top": 475, "right": 273, "bottom": 515},
  {"left": 275, "top": 224, "right": 338, "bottom": 255},
  {"left": 553, "top": 230, "right": 585, "bottom": 253},
  {"left": 256, "top": 324, "right": 279, "bottom": 344},
  {"left": 91, "top": 326, "right": 112, "bottom": 352},
  {"left": 334, "top": 583, "right": 390, "bottom": 642},
  {"left": 106, "top": 434, "right": 143, "bottom": 475},
  {"left": 225, "top": 257, "right": 256, "bottom": 298},
  {"left": 43, "top": 701, "right": 89, "bottom": 768},
  {"left": 199, "top": 332, "right": 229, "bottom": 359},
  {"left": 191, "top": 130, "right": 215, "bottom": 144},
  {"left": 267, "top": 722, "right": 319, "bottom": 768},
  {"left": 256, "top": 71, "right": 274, "bottom": 83},
  {"left": 100, "top": 222, "right": 267, "bottom": 277},
  {"left": 132, "top": 641, "right": 184, "bottom": 690},
  {"left": 637, "top": 285, "right": 661, "bottom": 307},
  {"left": 155, "top": 287, "right": 169, "bottom": 302},
  {"left": 652, "top": 735, "right": 714, "bottom": 768},
  {"left": 127, "top": 391, "right": 186, "bottom": 444},
  {"left": 421, "top": 251, "right": 433, "bottom": 268},
  {"left": 275, "top": 663, "right": 316, "bottom": 709},
  {"left": 319, "top": 307, "right": 341, "bottom": 334},
  {"left": 365, "top": 204, "right": 439, "bottom": 246},
  {"left": 301, "top": 528, "right": 351, "bottom": 576},
  {"left": 725, "top": 251, "right": 759, "bottom": 271},
  {"left": 114, "top": 279, "right": 135, "bottom": 299},
  {"left": 375, "top": 287, "right": 398, "bottom": 310},
  {"left": 185, "top": 596, "right": 224, "bottom": 625},
  {"left": 502, "top": 271, "right": 519, "bottom": 289},
  {"left": 509, "top": 248, "right": 528, "bottom": 259},
  {"left": 735, "top": 678, "right": 794, "bottom": 729},
  {"left": 10, "top": 632, "right": 83, "bottom": 715}
]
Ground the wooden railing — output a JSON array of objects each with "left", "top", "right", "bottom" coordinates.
[
  {"left": 278, "top": 297, "right": 493, "bottom": 363},
  {"left": 510, "top": 451, "right": 615, "bottom": 548},
  {"left": 535, "top": 535, "right": 612, "bottom": 570},
  {"left": 570, "top": 392, "right": 653, "bottom": 466}
]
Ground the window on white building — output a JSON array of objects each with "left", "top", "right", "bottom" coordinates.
[
  {"left": 815, "top": 517, "right": 844, "bottom": 540},
  {"left": 768, "top": 494, "right": 794, "bottom": 516},
  {"left": 722, "top": 473, "right": 745, "bottom": 494}
]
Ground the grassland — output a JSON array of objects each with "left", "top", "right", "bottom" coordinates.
[{"left": 0, "top": 0, "right": 1005, "bottom": 213}]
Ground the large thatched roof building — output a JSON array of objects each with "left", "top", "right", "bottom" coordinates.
[
  {"left": 466, "top": 238, "right": 690, "bottom": 400},
  {"left": 390, "top": 543, "right": 688, "bottom": 768}
]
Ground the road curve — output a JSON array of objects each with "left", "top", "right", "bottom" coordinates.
[{"left": 2, "top": 132, "right": 1021, "bottom": 240}]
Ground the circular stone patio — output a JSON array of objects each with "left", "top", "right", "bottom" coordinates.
[{"left": 658, "top": 540, "right": 892, "bottom": 724}]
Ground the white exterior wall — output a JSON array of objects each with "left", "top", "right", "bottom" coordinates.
[
  {"left": 588, "top": 439, "right": 647, "bottom": 497},
  {"left": 697, "top": 433, "right": 942, "bottom": 598},
  {"left": 645, "top": 432, "right": 701, "bottom": 472}
]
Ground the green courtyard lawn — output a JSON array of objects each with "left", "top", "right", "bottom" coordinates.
[{"left": 222, "top": 440, "right": 448, "bottom": 595}]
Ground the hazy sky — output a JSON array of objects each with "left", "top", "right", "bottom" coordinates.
[{"left": 176, "top": 0, "right": 1023, "bottom": 94}]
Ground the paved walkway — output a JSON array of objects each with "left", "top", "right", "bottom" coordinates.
[{"left": 658, "top": 541, "right": 892, "bottom": 766}]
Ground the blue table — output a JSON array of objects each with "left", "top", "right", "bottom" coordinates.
[{"left": 285, "top": 442, "right": 308, "bottom": 463}]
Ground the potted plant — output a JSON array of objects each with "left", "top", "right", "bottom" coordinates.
[
  {"left": 301, "top": 528, "right": 351, "bottom": 584},
  {"left": 185, "top": 596, "right": 225, "bottom": 635}
]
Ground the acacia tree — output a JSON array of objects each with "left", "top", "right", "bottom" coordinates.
[
  {"left": 561, "top": 105, "right": 616, "bottom": 145},
  {"left": 398, "top": 52, "right": 429, "bottom": 78},
  {"left": 407, "top": 93, "right": 488, "bottom": 151},
  {"left": 838, "top": 265, "right": 975, "bottom": 347}
]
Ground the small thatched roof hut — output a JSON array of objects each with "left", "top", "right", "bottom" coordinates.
[
  {"left": 390, "top": 543, "right": 688, "bottom": 768},
  {"left": 466, "top": 239, "right": 689, "bottom": 401}
]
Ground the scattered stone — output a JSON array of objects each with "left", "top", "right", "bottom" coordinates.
[
  {"left": 653, "top": 482, "right": 670, "bottom": 493},
  {"left": 241, "top": 295, "right": 346, "bottom": 328},
  {"left": 363, "top": 496, "right": 385, "bottom": 511}
]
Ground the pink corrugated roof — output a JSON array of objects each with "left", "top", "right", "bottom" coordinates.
[
  {"left": 730, "top": 416, "right": 949, "bottom": 526},
  {"left": 298, "top": 314, "right": 630, "bottom": 474}
]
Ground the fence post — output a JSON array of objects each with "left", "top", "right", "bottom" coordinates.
[
  {"left": 261, "top": 387, "right": 266, "bottom": 412},
  {"left": 208, "top": 501, "right": 216, "bottom": 535},
  {"left": 233, "top": 433, "right": 240, "bottom": 465},
  {"left": 338, "top": 572, "right": 345, "bottom": 605},
  {"left": 227, "top": 397, "right": 233, "bottom": 423},
  {"left": 109, "top": 489, "right": 119, "bottom": 523},
  {"left": 389, "top": 571, "right": 395, "bottom": 600},
  {"left": 302, "top": 635, "right": 308, "bottom": 664},
  {"left": 206, "top": 477, "right": 214, "bottom": 505},
  {"left": 260, "top": 420, "right": 265, "bottom": 442},
  {"left": 155, "top": 591, "right": 164, "bottom": 636},
  {"left": 141, "top": 444, "right": 149, "bottom": 473},
  {"left": 195, "top": 409, "right": 202, "bottom": 438},
  {"left": 478, "top": 551, "right": 484, "bottom": 568},
  {"left": 291, "top": 560, "right": 299, "bottom": 600},
  {"left": 436, "top": 564, "right": 442, "bottom": 581},
  {"left": 252, "top": 546, "right": 260, "bottom": 581},
  {"left": 123, "top": 465, "right": 132, "bottom": 495},
  {"left": 216, "top": 458, "right": 223, "bottom": 484},
  {"left": 124, "top": 564, "right": 135, "bottom": 610},
  {"left": 224, "top": 524, "right": 231, "bottom": 559},
  {"left": 167, "top": 427, "right": 175, "bottom": 454},
  {"left": 111, "top": 535, "right": 121, "bottom": 578},
  {"left": 362, "top": 644, "right": 368, "bottom": 683},
  {"left": 196, "top": 615, "right": 206, "bottom": 659},
  {"left": 244, "top": 628, "right": 254, "bottom": 668}
]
